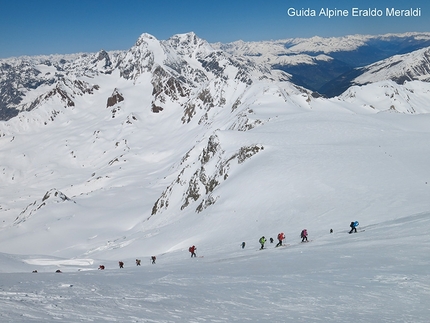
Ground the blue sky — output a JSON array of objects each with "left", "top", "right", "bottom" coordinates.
[{"left": 0, "top": 0, "right": 429, "bottom": 58}]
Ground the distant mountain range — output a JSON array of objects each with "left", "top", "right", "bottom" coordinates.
[
  {"left": 1, "top": 32, "right": 430, "bottom": 121},
  {"left": 215, "top": 32, "right": 430, "bottom": 97}
]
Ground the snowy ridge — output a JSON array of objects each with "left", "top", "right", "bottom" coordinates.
[
  {"left": 339, "top": 80, "right": 430, "bottom": 114},
  {"left": 353, "top": 46, "right": 430, "bottom": 85}
]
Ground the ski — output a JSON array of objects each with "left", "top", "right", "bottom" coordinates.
[
  {"left": 348, "top": 229, "right": 365, "bottom": 234},
  {"left": 275, "top": 244, "right": 290, "bottom": 248}
]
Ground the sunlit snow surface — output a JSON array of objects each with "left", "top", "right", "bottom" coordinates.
[{"left": 1, "top": 214, "right": 430, "bottom": 322}]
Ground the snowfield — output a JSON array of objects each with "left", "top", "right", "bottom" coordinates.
[
  {"left": 1, "top": 213, "right": 430, "bottom": 322},
  {"left": 1, "top": 32, "right": 430, "bottom": 322}
]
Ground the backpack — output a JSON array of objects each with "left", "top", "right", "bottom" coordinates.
[{"left": 189, "top": 247, "right": 192, "bottom": 252}]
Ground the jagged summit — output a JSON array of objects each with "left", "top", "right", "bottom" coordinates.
[
  {"left": 0, "top": 30, "right": 302, "bottom": 126},
  {"left": 165, "top": 32, "right": 214, "bottom": 59},
  {"left": 94, "top": 49, "right": 112, "bottom": 68},
  {"left": 167, "top": 31, "right": 200, "bottom": 46},
  {"left": 134, "top": 32, "right": 158, "bottom": 46}
]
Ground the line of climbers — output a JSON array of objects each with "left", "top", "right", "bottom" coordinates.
[
  {"left": 255, "top": 221, "right": 359, "bottom": 250},
  {"left": 111, "top": 222, "right": 360, "bottom": 268},
  {"left": 257, "top": 229, "right": 308, "bottom": 250},
  {"left": 43, "top": 222, "right": 360, "bottom": 273},
  {"left": 97, "top": 256, "right": 157, "bottom": 270}
]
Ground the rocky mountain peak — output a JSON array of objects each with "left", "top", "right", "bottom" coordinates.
[
  {"left": 94, "top": 49, "right": 112, "bottom": 68},
  {"left": 165, "top": 32, "right": 214, "bottom": 59},
  {"left": 134, "top": 33, "right": 158, "bottom": 47}
]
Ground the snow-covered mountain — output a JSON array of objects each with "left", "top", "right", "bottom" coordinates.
[
  {"left": 1, "top": 31, "right": 430, "bottom": 322},
  {"left": 353, "top": 46, "right": 430, "bottom": 85},
  {"left": 0, "top": 51, "right": 121, "bottom": 120},
  {"left": 0, "top": 32, "right": 294, "bottom": 121},
  {"left": 3, "top": 32, "right": 430, "bottom": 121},
  {"left": 215, "top": 32, "right": 430, "bottom": 95},
  {"left": 321, "top": 46, "right": 430, "bottom": 96}
]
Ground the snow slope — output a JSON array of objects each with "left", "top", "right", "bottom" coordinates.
[
  {"left": 1, "top": 212, "right": 429, "bottom": 322},
  {"left": 0, "top": 32, "right": 430, "bottom": 322}
]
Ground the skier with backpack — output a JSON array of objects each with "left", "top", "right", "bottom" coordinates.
[
  {"left": 151, "top": 256, "right": 156, "bottom": 264},
  {"left": 276, "top": 232, "right": 285, "bottom": 247},
  {"left": 349, "top": 221, "right": 358, "bottom": 234},
  {"left": 189, "top": 245, "right": 197, "bottom": 257},
  {"left": 259, "top": 236, "right": 267, "bottom": 250},
  {"left": 301, "top": 229, "right": 308, "bottom": 242}
]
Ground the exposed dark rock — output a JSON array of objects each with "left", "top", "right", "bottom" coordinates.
[
  {"left": 106, "top": 88, "right": 124, "bottom": 108},
  {"left": 151, "top": 103, "right": 164, "bottom": 113}
]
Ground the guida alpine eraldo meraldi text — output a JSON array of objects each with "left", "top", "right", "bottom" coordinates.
[{"left": 287, "top": 7, "right": 422, "bottom": 18}]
